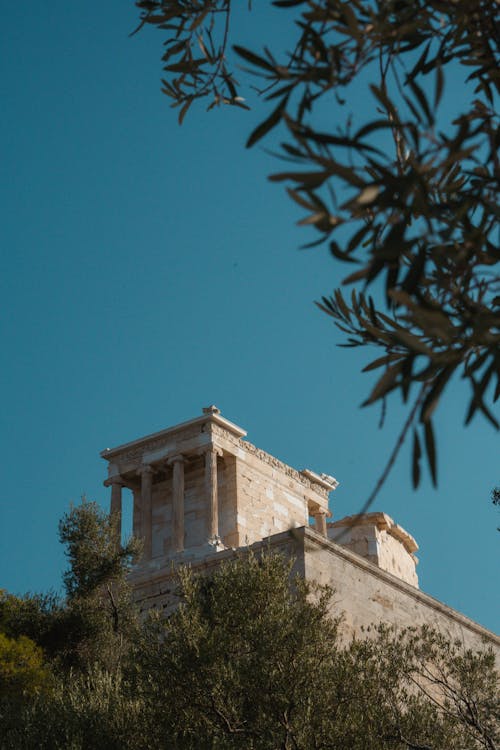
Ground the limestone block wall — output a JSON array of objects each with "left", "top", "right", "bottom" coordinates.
[
  {"left": 130, "top": 529, "right": 308, "bottom": 619},
  {"left": 328, "top": 513, "right": 419, "bottom": 588},
  {"left": 234, "top": 450, "right": 308, "bottom": 544},
  {"left": 147, "top": 455, "right": 237, "bottom": 556},
  {"left": 196, "top": 419, "right": 335, "bottom": 548},
  {"left": 149, "top": 460, "right": 209, "bottom": 556},
  {"left": 151, "top": 474, "right": 172, "bottom": 556},
  {"left": 300, "top": 528, "right": 497, "bottom": 652},
  {"left": 129, "top": 528, "right": 499, "bottom": 659},
  {"left": 183, "top": 461, "right": 206, "bottom": 550},
  {"left": 375, "top": 529, "right": 418, "bottom": 587},
  {"left": 218, "top": 454, "right": 238, "bottom": 548}
]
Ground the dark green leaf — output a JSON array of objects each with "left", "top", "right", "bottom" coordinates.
[
  {"left": 412, "top": 429, "right": 421, "bottom": 489},
  {"left": 434, "top": 65, "right": 444, "bottom": 110},
  {"left": 362, "top": 354, "right": 403, "bottom": 373},
  {"left": 363, "top": 361, "right": 403, "bottom": 406},
  {"left": 420, "top": 368, "right": 454, "bottom": 423},
  {"left": 233, "top": 45, "right": 275, "bottom": 72},
  {"left": 424, "top": 420, "right": 437, "bottom": 487},
  {"left": 247, "top": 96, "right": 288, "bottom": 148},
  {"left": 178, "top": 99, "right": 192, "bottom": 125}
]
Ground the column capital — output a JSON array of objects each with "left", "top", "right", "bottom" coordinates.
[
  {"left": 167, "top": 453, "right": 185, "bottom": 467},
  {"left": 137, "top": 463, "right": 154, "bottom": 477},
  {"left": 196, "top": 445, "right": 223, "bottom": 458},
  {"left": 104, "top": 475, "right": 125, "bottom": 488}
]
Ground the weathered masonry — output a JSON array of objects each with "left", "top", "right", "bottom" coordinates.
[
  {"left": 102, "top": 407, "right": 499, "bottom": 653},
  {"left": 102, "top": 405, "right": 336, "bottom": 563}
]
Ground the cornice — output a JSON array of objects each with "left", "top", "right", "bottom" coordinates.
[{"left": 100, "top": 409, "right": 246, "bottom": 462}]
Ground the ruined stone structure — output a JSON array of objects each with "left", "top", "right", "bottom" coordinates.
[{"left": 102, "top": 407, "right": 499, "bottom": 652}]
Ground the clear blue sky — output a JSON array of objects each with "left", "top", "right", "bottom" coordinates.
[{"left": 1, "top": 2, "right": 498, "bottom": 633}]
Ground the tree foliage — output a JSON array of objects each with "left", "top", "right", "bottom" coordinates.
[
  {"left": 0, "top": 590, "right": 65, "bottom": 661},
  {"left": 136, "top": 555, "right": 342, "bottom": 748},
  {"left": 133, "top": 555, "right": 499, "bottom": 750},
  {"left": 1, "top": 500, "right": 141, "bottom": 672},
  {"left": 1, "top": 506, "right": 498, "bottom": 749},
  {"left": 56, "top": 499, "right": 142, "bottom": 669},
  {"left": 0, "top": 632, "right": 50, "bottom": 701},
  {"left": 134, "top": 0, "right": 500, "bottom": 494},
  {"left": 59, "top": 499, "right": 140, "bottom": 600}
]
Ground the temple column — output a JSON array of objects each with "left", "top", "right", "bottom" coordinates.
[
  {"left": 105, "top": 476, "right": 124, "bottom": 546},
  {"left": 139, "top": 465, "right": 154, "bottom": 559},
  {"left": 132, "top": 486, "right": 142, "bottom": 539},
  {"left": 168, "top": 455, "right": 185, "bottom": 553},
  {"left": 204, "top": 447, "right": 223, "bottom": 542},
  {"left": 313, "top": 510, "right": 328, "bottom": 537}
]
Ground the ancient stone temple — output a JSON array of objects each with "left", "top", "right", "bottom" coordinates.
[
  {"left": 101, "top": 406, "right": 498, "bottom": 652},
  {"left": 102, "top": 405, "right": 335, "bottom": 561}
]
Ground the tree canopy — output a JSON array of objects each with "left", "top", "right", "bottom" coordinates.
[
  {"left": 133, "top": 0, "right": 500, "bottom": 497},
  {"left": 0, "top": 502, "right": 498, "bottom": 749}
]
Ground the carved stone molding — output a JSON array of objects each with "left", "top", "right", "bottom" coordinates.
[
  {"left": 117, "top": 436, "right": 171, "bottom": 465},
  {"left": 209, "top": 423, "right": 331, "bottom": 499},
  {"left": 210, "top": 423, "right": 241, "bottom": 446},
  {"left": 243, "top": 441, "right": 330, "bottom": 499}
]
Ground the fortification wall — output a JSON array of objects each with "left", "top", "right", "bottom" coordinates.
[
  {"left": 300, "top": 528, "right": 498, "bottom": 652},
  {"left": 328, "top": 512, "right": 419, "bottom": 588},
  {"left": 130, "top": 527, "right": 499, "bottom": 657}
]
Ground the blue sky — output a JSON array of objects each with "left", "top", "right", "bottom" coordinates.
[{"left": 1, "top": 2, "right": 498, "bottom": 633}]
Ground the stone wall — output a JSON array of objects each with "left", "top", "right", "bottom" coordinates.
[
  {"left": 129, "top": 527, "right": 499, "bottom": 656},
  {"left": 233, "top": 447, "right": 316, "bottom": 545},
  {"left": 102, "top": 409, "right": 498, "bottom": 655},
  {"left": 102, "top": 407, "right": 336, "bottom": 561},
  {"left": 328, "top": 513, "right": 419, "bottom": 588},
  {"left": 299, "top": 528, "right": 498, "bottom": 652}
]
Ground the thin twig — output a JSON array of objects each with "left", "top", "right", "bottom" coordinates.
[
  {"left": 362, "top": 383, "right": 429, "bottom": 511},
  {"left": 333, "top": 384, "right": 429, "bottom": 546}
]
